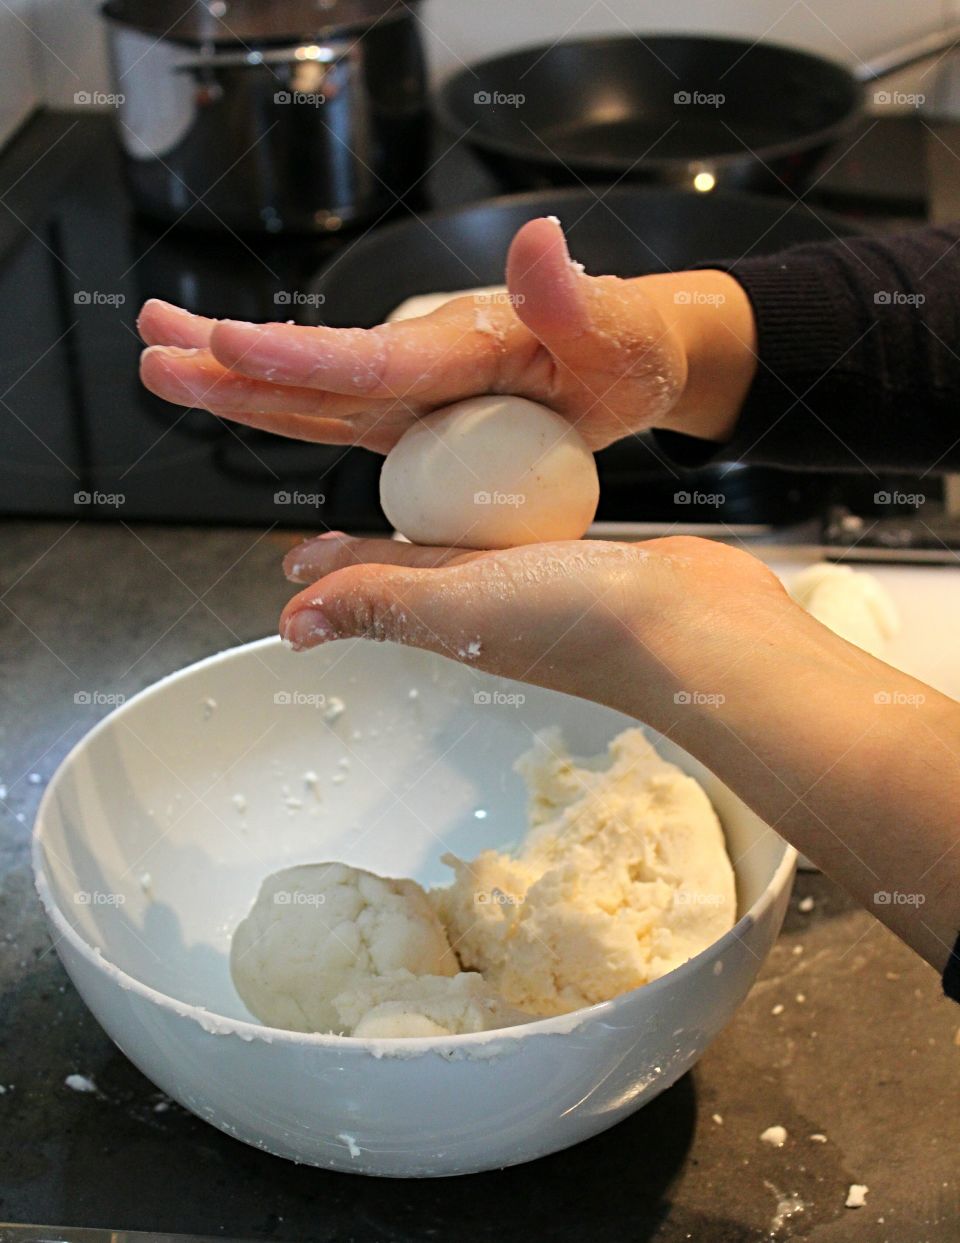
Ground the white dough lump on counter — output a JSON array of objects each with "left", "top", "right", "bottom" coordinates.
[
  {"left": 789, "top": 562, "right": 899, "bottom": 657},
  {"left": 387, "top": 285, "right": 508, "bottom": 322},
  {"left": 230, "top": 728, "right": 737, "bottom": 1035},
  {"left": 432, "top": 728, "right": 737, "bottom": 1017}
]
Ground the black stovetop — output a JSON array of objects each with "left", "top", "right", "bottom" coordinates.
[{"left": 0, "top": 110, "right": 940, "bottom": 532}]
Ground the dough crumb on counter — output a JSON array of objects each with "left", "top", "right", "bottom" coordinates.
[
  {"left": 845, "top": 1184, "right": 869, "bottom": 1208},
  {"left": 64, "top": 1073, "right": 97, "bottom": 1093}
]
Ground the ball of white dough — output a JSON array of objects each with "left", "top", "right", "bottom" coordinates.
[
  {"left": 229, "top": 862, "right": 456, "bottom": 1033},
  {"left": 379, "top": 396, "right": 599, "bottom": 549}
]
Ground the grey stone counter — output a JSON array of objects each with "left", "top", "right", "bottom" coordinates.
[{"left": 1, "top": 520, "right": 957, "bottom": 1242}]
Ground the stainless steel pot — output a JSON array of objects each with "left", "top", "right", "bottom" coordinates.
[{"left": 101, "top": 0, "right": 429, "bottom": 234}]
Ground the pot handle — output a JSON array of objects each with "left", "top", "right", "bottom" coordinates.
[
  {"left": 855, "top": 23, "right": 960, "bottom": 83},
  {"left": 173, "top": 43, "right": 343, "bottom": 72}
]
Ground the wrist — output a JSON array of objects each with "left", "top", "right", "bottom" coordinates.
[
  {"left": 638, "top": 270, "right": 758, "bottom": 445},
  {"left": 599, "top": 538, "right": 798, "bottom": 733}
]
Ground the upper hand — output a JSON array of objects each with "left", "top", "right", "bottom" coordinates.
[{"left": 136, "top": 217, "right": 688, "bottom": 453}]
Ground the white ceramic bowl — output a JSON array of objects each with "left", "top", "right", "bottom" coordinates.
[{"left": 33, "top": 637, "right": 795, "bottom": 1178}]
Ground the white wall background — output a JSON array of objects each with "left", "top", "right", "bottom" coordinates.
[
  {"left": 3, "top": 0, "right": 960, "bottom": 141},
  {"left": 420, "top": 0, "right": 957, "bottom": 79},
  {"left": 0, "top": 0, "right": 43, "bottom": 145}
]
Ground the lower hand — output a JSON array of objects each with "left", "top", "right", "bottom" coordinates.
[
  {"left": 280, "top": 530, "right": 960, "bottom": 979},
  {"left": 279, "top": 532, "right": 789, "bottom": 732}
]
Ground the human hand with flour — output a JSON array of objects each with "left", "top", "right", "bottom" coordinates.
[
  {"left": 283, "top": 530, "right": 960, "bottom": 983},
  {"left": 138, "top": 215, "right": 757, "bottom": 453},
  {"left": 137, "top": 219, "right": 960, "bottom": 994}
]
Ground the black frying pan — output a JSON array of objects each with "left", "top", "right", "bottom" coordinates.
[
  {"left": 310, "top": 186, "right": 863, "bottom": 524},
  {"left": 437, "top": 28, "right": 960, "bottom": 194}
]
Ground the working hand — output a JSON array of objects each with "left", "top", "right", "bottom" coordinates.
[{"left": 137, "top": 217, "right": 755, "bottom": 452}]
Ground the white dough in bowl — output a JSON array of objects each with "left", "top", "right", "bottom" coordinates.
[
  {"left": 387, "top": 285, "right": 508, "bottom": 322},
  {"left": 432, "top": 727, "right": 737, "bottom": 1017},
  {"left": 230, "top": 728, "right": 738, "bottom": 1037},
  {"left": 230, "top": 862, "right": 456, "bottom": 1033},
  {"left": 789, "top": 562, "right": 899, "bottom": 657},
  {"left": 379, "top": 395, "right": 599, "bottom": 548},
  {"left": 336, "top": 969, "right": 526, "bottom": 1037}
]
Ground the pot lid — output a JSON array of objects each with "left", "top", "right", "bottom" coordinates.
[{"left": 101, "top": 0, "right": 415, "bottom": 45}]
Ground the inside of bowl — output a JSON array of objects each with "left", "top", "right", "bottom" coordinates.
[{"left": 35, "top": 638, "right": 788, "bottom": 1020}]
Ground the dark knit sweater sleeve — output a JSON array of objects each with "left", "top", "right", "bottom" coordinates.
[
  {"left": 653, "top": 225, "right": 960, "bottom": 474},
  {"left": 944, "top": 935, "right": 960, "bottom": 1003}
]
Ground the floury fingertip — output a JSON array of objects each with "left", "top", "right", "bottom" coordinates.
[{"left": 280, "top": 607, "right": 337, "bottom": 650}]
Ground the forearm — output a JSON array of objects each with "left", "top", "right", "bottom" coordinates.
[{"left": 655, "top": 602, "right": 960, "bottom": 973}]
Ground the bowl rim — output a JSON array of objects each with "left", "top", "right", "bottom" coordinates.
[{"left": 32, "top": 635, "right": 797, "bottom": 1052}]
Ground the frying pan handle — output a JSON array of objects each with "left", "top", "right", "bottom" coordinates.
[
  {"left": 855, "top": 23, "right": 960, "bottom": 83},
  {"left": 173, "top": 44, "right": 342, "bottom": 72}
]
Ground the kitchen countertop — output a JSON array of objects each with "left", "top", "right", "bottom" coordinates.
[{"left": 1, "top": 519, "right": 959, "bottom": 1242}]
